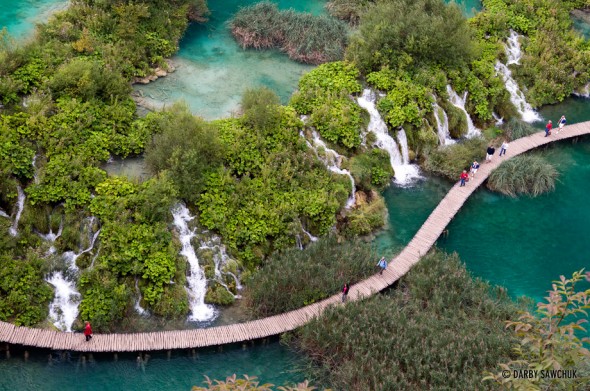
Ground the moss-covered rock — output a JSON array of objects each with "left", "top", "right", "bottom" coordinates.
[
  {"left": 349, "top": 148, "right": 394, "bottom": 191},
  {"left": 205, "top": 283, "right": 235, "bottom": 306},
  {"left": 342, "top": 191, "right": 387, "bottom": 237}
]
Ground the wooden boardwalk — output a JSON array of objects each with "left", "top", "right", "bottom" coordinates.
[{"left": 1, "top": 123, "right": 589, "bottom": 352}]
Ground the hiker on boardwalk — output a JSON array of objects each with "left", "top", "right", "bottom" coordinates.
[
  {"left": 84, "top": 321, "right": 93, "bottom": 342},
  {"left": 545, "top": 120, "right": 552, "bottom": 137},
  {"left": 460, "top": 170, "right": 469, "bottom": 187},
  {"left": 342, "top": 283, "right": 350, "bottom": 302},
  {"left": 486, "top": 145, "right": 495, "bottom": 163},
  {"left": 377, "top": 257, "right": 388, "bottom": 275},
  {"left": 499, "top": 140, "right": 509, "bottom": 157},
  {"left": 558, "top": 115, "right": 567, "bottom": 133},
  {"left": 470, "top": 160, "right": 480, "bottom": 178}
]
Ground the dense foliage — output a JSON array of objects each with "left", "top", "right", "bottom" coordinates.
[
  {"left": 487, "top": 155, "right": 558, "bottom": 197},
  {"left": 484, "top": 270, "right": 590, "bottom": 389},
  {"left": 192, "top": 375, "right": 315, "bottom": 391},
  {"left": 245, "top": 235, "right": 376, "bottom": 317},
  {"left": 503, "top": 117, "right": 538, "bottom": 140},
  {"left": 230, "top": 2, "right": 348, "bottom": 64},
  {"left": 423, "top": 138, "right": 488, "bottom": 180},
  {"left": 290, "top": 251, "right": 523, "bottom": 390},
  {"left": 348, "top": 149, "right": 393, "bottom": 191}
]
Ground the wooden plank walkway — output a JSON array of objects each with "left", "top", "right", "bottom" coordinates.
[{"left": 1, "top": 123, "right": 588, "bottom": 352}]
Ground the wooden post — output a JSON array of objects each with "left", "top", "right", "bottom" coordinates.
[
  {"left": 113, "top": 353, "right": 118, "bottom": 361},
  {"left": 24, "top": 351, "right": 29, "bottom": 361}
]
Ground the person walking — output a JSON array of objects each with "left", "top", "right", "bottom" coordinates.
[
  {"left": 545, "top": 120, "right": 552, "bottom": 137},
  {"left": 84, "top": 321, "right": 93, "bottom": 342},
  {"left": 499, "top": 140, "right": 509, "bottom": 157},
  {"left": 486, "top": 145, "right": 495, "bottom": 163},
  {"left": 558, "top": 115, "right": 566, "bottom": 134},
  {"left": 377, "top": 257, "right": 388, "bottom": 275},
  {"left": 470, "top": 160, "right": 480, "bottom": 178},
  {"left": 460, "top": 170, "right": 469, "bottom": 187},
  {"left": 342, "top": 283, "right": 350, "bottom": 303}
]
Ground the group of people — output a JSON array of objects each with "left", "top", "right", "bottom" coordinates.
[
  {"left": 545, "top": 115, "right": 567, "bottom": 137},
  {"left": 341, "top": 257, "right": 389, "bottom": 302},
  {"left": 460, "top": 115, "right": 568, "bottom": 186}
]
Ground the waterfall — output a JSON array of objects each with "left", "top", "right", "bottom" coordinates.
[
  {"left": 8, "top": 185, "right": 25, "bottom": 237},
  {"left": 172, "top": 204, "right": 216, "bottom": 322},
  {"left": 446, "top": 85, "right": 481, "bottom": 138},
  {"left": 0, "top": 208, "right": 8, "bottom": 218},
  {"left": 305, "top": 130, "right": 356, "bottom": 209},
  {"left": 357, "top": 89, "right": 421, "bottom": 185},
  {"left": 32, "top": 154, "right": 39, "bottom": 184},
  {"left": 134, "top": 278, "right": 149, "bottom": 316},
  {"left": 494, "top": 62, "right": 541, "bottom": 123},
  {"left": 506, "top": 30, "right": 522, "bottom": 65},
  {"left": 199, "top": 235, "right": 242, "bottom": 297},
  {"left": 302, "top": 227, "right": 318, "bottom": 242},
  {"left": 432, "top": 101, "right": 455, "bottom": 146},
  {"left": 492, "top": 112, "right": 504, "bottom": 126},
  {"left": 574, "top": 84, "right": 590, "bottom": 98},
  {"left": 46, "top": 217, "right": 100, "bottom": 332}
]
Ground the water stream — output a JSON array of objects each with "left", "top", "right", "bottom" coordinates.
[
  {"left": 432, "top": 101, "right": 455, "bottom": 145},
  {"left": 445, "top": 85, "right": 481, "bottom": 138},
  {"left": 8, "top": 185, "right": 25, "bottom": 237},
  {"left": 171, "top": 204, "right": 217, "bottom": 323},
  {"left": 357, "top": 89, "right": 421, "bottom": 185}
]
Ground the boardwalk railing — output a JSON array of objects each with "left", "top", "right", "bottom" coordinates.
[{"left": 1, "top": 123, "right": 589, "bottom": 352}]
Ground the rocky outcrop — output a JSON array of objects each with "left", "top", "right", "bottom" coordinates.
[{"left": 133, "top": 59, "right": 176, "bottom": 85}]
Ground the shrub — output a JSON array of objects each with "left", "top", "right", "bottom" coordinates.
[
  {"left": 326, "top": 0, "right": 372, "bottom": 25},
  {"left": 423, "top": 137, "right": 487, "bottom": 180},
  {"left": 230, "top": 2, "right": 348, "bottom": 64},
  {"left": 310, "top": 95, "right": 363, "bottom": 149},
  {"left": 205, "top": 283, "right": 235, "bottom": 306},
  {"left": 291, "top": 251, "right": 523, "bottom": 390},
  {"left": 192, "top": 375, "right": 315, "bottom": 391},
  {"left": 341, "top": 191, "right": 387, "bottom": 237},
  {"left": 487, "top": 155, "right": 558, "bottom": 197},
  {"left": 245, "top": 235, "right": 376, "bottom": 317},
  {"left": 503, "top": 117, "right": 537, "bottom": 140},
  {"left": 349, "top": 149, "right": 393, "bottom": 191}
]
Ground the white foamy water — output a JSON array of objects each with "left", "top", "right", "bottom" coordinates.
[
  {"left": 46, "top": 217, "right": 100, "bottom": 331},
  {"left": 200, "top": 236, "right": 242, "bottom": 298},
  {"left": 574, "top": 84, "right": 590, "bottom": 98},
  {"left": 495, "top": 62, "right": 541, "bottom": 123},
  {"left": 134, "top": 278, "right": 149, "bottom": 316},
  {"left": 432, "top": 101, "right": 455, "bottom": 146},
  {"left": 506, "top": 30, "right": 522, "bottom": 65},
  {"left": 493, "top": 112, "right": 504, "bottom": 126},
  {"left": 357, "top": 89, "right": 421, "bottom": 185},
  {"left": 0, "top": 209, "right": 8, "bottom": 218},
  {"left": 8, "top": 185, "right": 25, "bottom": 237},
  {"left": 446, "top": 85, "right": 481, "bottom": 138},
  {"left": 302, "top": 227, "right": 318, "bottom": 242},
  {"left": 172, "top": 204, "right": 217, "bottom": 322}
]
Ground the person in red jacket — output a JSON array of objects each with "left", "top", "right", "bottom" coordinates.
[
  {"left": 342, "top": 283, "right": 350, "bottom": 303},
  {"left": 545, "top": 120, "right": 552, "bottom": 137},
  {"left": 84, "top": 321, "right": 93, "bottom": 342},
  {"left": 460, "top": 170, "right": 469, "bottom": 187}
]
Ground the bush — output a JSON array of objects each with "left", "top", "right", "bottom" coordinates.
[
  {"left": 503, "top": 117, "right": 537, "bottom": 140},
  {"left": 310, "top": 95, "right": 363, "bottom": 149},
  {"left": 291, "top": 251, "right": 523, "bottom": 390},
  {"left": 346, "top": 0, "right": 474, "bottom": 73},
  {"left": 487, "top": 155, "right": 558, "bottom": 197},
  {"left": 205, "top": 283, "right": 235, "bottom": 306},
  {"left": 245, "top": 235, "right": 376, "bottom": 317},
  {"left": 423, "top": 138, "right": 487, "bottom": 180},
  {"left": 230, "top": 2, "right": 348, "bottom": 64},
  {"left": 326, "top": 0, "right": 371, "bottom": 25},
  {"left": 349, "top": 149, "right": 393, "bottom": 191},
  {"left": 341, "top": 191, "right": 387, "bottom": 237}
]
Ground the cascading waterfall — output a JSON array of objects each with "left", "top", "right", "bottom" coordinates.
[
  {"left": 506, "top": 30, "right": 522, "bottom": 65},
  {"left": 199, "top": 236, "right": 242, "bottom": 297},
  {"left": 446, "top": 85, "right": 481, "bottom": 138},
  {"left": 308, "top": 130, "right": 356, "bottom": 209},
  {"left": 46, "top": 217, "right": 100, "bottom": 332},
  {"left": 494, "top": 62, "right": 541, "bottom": 123},
  {"left": 357, "top": 89, "right": 421, "bottom": 185},
  {"left": 38, "top": 219, "right": 63, "bottom": 255},
  {"left": 302, "top": 227, "right": 318, "bottom": 242},
  {"left": 0, "top": 208, "right": 8, "bottom": 218},
  {"left": 134, "top": 278, "right": 149, "bottom": 316},
  {"left": 172, "top": 204, "right": 216, "bottom": 322},
  {"left": 574, "top": 84, "right": 590, "bottom": 98},
  {"left": 495, "top": 31, "right": 542, "bottom": 123},
  {"left": 432, "top": 101, "right": 455, "bottom": 146},
  {"left": 8, "top": 185, "right": 25, "bottom": 237}
]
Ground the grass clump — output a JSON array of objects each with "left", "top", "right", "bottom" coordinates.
[
  {"left": 245, "top": 235, "right": 376, "bottom": 317},
  {"left": 487, "top": 155, "right": 558, "bottom": 197},
  {"left": 503, "top": 117, "right": 538, "bottom": 140},
  {"left": 230, "top": 2, "right": 348, "bottom": 64},
  {"left": 349, "top": 149, "right": 394, "bottom": 191},
  {"left": 291, "top": 251, "right": 523, "bottom": 390},
  {"left": 423, "top": 138, "right": 487, "bottom": 180},
  {"left": 340, "top": 191, "right": 387, "bottom": 237}
]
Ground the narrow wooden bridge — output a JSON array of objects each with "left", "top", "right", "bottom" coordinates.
[{"left": 1, "top": 123, "right": 588, "bottom": 352}]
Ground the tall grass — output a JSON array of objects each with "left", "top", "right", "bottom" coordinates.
[
  {"left": 245, "top": 235, "right": 376, "bottom": 317},
  {"left": 291, "top": 251, "right": 524, "bottom": 390},
  {"left": 487, "top": 155, "right": 558, "bottom": 197},
  {"left": 503, "top": 118, "right": 538, "bottom": 140},
  {"left": 230, "top": 2, "right": 348, "bottom": 64},
  {"left": 423, "top": 138, "right": 487, "bottom": 180}
]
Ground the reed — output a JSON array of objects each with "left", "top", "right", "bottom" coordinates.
[
  {"left": 291, "top": 251, "right": 523, "bottom": 390},
  {"left": 230, "top": 2, "right": 348, "bottom": 64},
  {"left": 245, "top": 235, "right": 376, "bottom": 317},
  {"left": 487, "top": 155, "right": 558, "bottom": 197},
  {"left": 503, "top": 118, "right": 537, "bottom": 140}
]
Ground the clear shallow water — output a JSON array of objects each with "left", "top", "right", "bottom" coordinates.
[
  {"left": 0, "top": 342, "right": 306, "bottom": 391},
  {"left": 0, "top": 0, "right": 67, "bottom": 39},
  {"left": 134, "top": 0, "right": 324, "bottom": 119}
]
